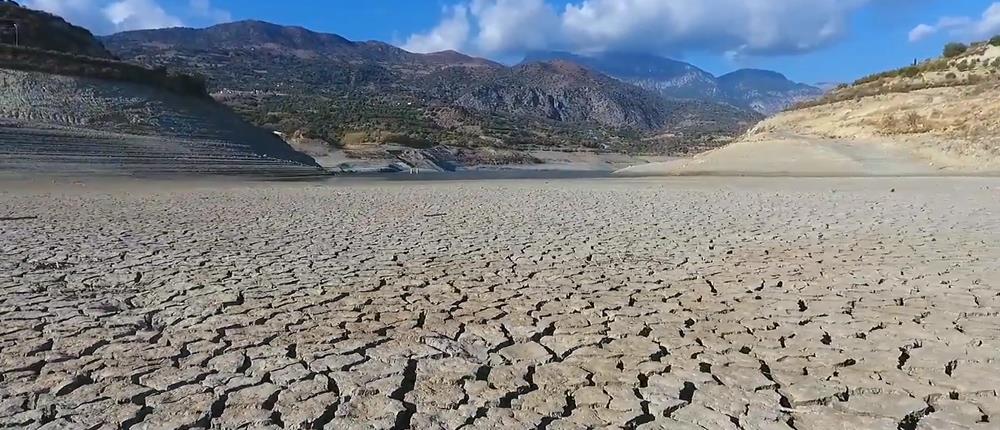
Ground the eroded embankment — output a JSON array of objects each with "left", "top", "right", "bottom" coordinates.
[{"left": 0, "top": 68, "right": 322, "bottom": 176}]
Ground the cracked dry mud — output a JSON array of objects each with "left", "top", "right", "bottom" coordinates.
[{"left": 2, "top": 177, "right": 999, "bottom": 430}]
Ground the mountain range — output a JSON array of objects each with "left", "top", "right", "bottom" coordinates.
[
  {"left": 101, "top": 20, "right": 767, "bottom": 154},
  {"left": 522, "top": 51, "right": 823, "bottom": 115},
  {"left": 1, "top": 1, "right": 822, "bottom": 157}
]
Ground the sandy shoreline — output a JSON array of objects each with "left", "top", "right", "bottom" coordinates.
[
  {"left": 3, "top": 176, "right": 999, "bottom": 429},
  {"left": 615, "top": 136, "right": 1000, "bottom": 178}
]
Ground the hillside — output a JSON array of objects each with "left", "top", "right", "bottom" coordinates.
[
  {"left": 0, "top": 1, "right": 112, "bottom": 58},
  {"left": 102, "top": 21, "right": 761, "bottom": 156},
  {"left": 617, "top": 40, "right": 1000, "bottom": 176},
  {"left": 455, "top": 61, "right": 720, "bottom": 131},
  {"left": 0, "top": 4, "right": 323, "bottom": 176},
  {"left": 0, "top": 44, "right": 208, "bottom": 97},
  {"left": 522, "top": 51, "right": 823, "bottom": 115},
  {"left": 0, "top": 68, "right": 323, "bottom": 176}
]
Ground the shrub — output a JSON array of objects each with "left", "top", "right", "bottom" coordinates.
[
  {"left": 905, "top": 112, "right": 922, "bottom": 130},
  {"left": 943, "top": 42, "right": 968, "bottom": 58},
  {"left": 990, "top": 35, "right": 1000, "bottom": 47},
  {"left": 901, "top": 66, "right": 921, "bottom": 78}
]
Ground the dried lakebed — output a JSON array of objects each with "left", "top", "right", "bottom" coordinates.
[{"left": 2, "top": 177, "right": 999, "bottom": 429}]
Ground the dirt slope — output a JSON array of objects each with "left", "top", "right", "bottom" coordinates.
[{"left": 618, "top": 42, "right": 1000, "bottom": 176}]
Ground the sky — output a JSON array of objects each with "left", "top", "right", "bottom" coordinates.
[{"left": 21, "top": 0, "right": 1000, "bottom": 84}]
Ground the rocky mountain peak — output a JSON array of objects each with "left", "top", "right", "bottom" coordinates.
[{"left": 522, "top": 51, "right": 822, "bottom": 115}]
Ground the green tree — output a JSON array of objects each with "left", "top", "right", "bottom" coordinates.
[
  {"left": 990, "top": 35, "right": 1000, "bottom": 47},
  {"left": 943, "top": 42, "right": 968, "bottom": 58}
]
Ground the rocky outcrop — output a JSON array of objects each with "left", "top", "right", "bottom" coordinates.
[
  {"left": 447, "top": 61, "right": 761, "bottom": 140},
  {"left": 718, "top": 69, "right": 824, "bottom": 115},
  {"left": 455, "top": 61, "right": 672, "bottom": 130},
  {"left": 523, "top": 51, "right": 726, "bottom": 101},
  {"left": 521, "top": 52, "right": 822, "bottom": 115}
]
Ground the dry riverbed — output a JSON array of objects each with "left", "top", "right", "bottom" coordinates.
[{"left": 2, "top": 176, "right": 999, "bottom": 429}]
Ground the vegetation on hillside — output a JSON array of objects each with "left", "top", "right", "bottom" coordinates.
[
  {"left": 791, "top": 37, "right": 1000, "bottom": 111},
  {"left": 943, "top": 42, "right": 969, "bottom": 58}
]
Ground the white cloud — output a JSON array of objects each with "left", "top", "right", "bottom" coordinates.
[
  {"left": 24, "top": 0, "right": 232, "bottom": 34},
  {"left": 404, "top": 0, "right": 873, "bottom": 57},
  {"left": 908, "top": 24, "right": 937, "bottom": 42},
  {"left": 25, "top": 0, "right": 111, "bottom": 33},
  {"left": 189, "top": 0, "right": 232, "bottom": 24},
  {"left": 103, "top": 0, "right": 182, "bottom": 32},
  {"left": 469, "top": 0, "right": 559, "bottom": 54},
  {"left": 403, "top": 5, "right": 471, "bottom": 53},
  {"left": 910, "top": 2, "right": 1000, "bottom": 43}
]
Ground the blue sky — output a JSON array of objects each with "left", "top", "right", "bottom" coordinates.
[
  {"left": 25, "top": 1, "right": 1000, "bottom": 84},
  {"left": 690, "top": 1, "right": 1000, "bottom": 83}
]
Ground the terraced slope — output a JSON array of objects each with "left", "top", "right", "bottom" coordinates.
[
  {"left": 0, "top": 68, "right": 323, "bottom": 176},
  {"left": 0, "top": 123, "right": 321, "bottom": 176}
]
